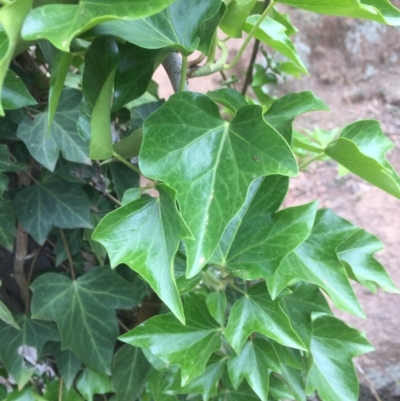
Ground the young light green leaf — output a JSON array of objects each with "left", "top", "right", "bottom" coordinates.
[
  {"left": 76, "top": 369, "right": 114, "bottom": 401},
  {"left": 228, "top": 338, "right": 280, "bottom": 401},
  {"left": 206, "top": 292, "right": 227, "bottom": 326},
  {"left": 272, "top": 209, "right": 365, "bottom": 317},
  {"left": 78, "top": 37, "right": 119, "bottom": 160},
  {"left": 91, "top": 0, "right": 222, "bottom": 55},
  {"left": 306, "top": 315, "right": 374, "bottom": 401},
  {"left": 225, "top": 283, "right": 306, "bottom": 354},
  {"left": 243, "top": 16, "right": 308, "bottom": 73},
  {"left": 337, "top": 228, "right": 399, "bottom": 293},
  {"left": 14, "top": 178, "right": 92, "bottom": 245},
  {"left": 92, "top": 184, "right": 187, "bottom": 323},
  {"left": 0, "top": 199, "right": 15, "bottom": 251},
  {"left": 30, "top": 267, "right": 137, "bottom": 374},
  {"left": 276, "top": 0, "right": 400, "bottom": 26},
  {"left": 48, "top": 52, "right": 73, "bottom": 131},
  {"left": 121, "top": 188, "right": 140, "bottom": 206},
  {"left": 220, "top": 0, "right": 258, "bottom": 37},
  {"left": 112, "top": 345, "right": 151, "bottom": 401},
  {"left": 141, "top": 92, "right": 298, "bottom": 278},
  {"left": 325, "top": 120, "right": 400, "bottom": 199},
  {"left": 207, "top": 88, "right": 248, "bottom": 113},
  {"left": 21, "top": 0, "right": 177, "bottom": 51},
  {"left": 17, "top": 89, "right": 90, "bottom": 172},
  {"left": 1, "top": 70, "right": 36, "bottom": 111},
  {"left": 120, "top": 293, "right": 222, "bottom": 386},
  {"left": 0, "top": 315, "right": 59, "bottom": 389},
  {"left": 0, "top": 0, "right": 33, "bottom": 116},
  {"left": 264, "top": 91, "right": 329, "bottom": 142}
]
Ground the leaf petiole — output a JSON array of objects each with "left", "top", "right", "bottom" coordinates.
[{"left": 112, "top": 151, "right": 141, "bottom": 175}]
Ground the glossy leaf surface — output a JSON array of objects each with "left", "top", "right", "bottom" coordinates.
[
  {"left": 0, "top": 315, "right": 59, "bottom": 388},
  {"left": 121, "top": 293, "right": 222, "bottom": 386},
  {"left": 14, "top": 178, "right": 92, "bottom": 245},
  {"left": 30, "top": 267, "right": 136, "bottom": 374},
  {"left": 140, "top": 92, "right": 298, "bottom": 278},
  {"left": 306, "top": 315, "right": 374, "bottom": 401},
  {"left": 92, "top": 0, "right": 222, "bottom": 55},
  {"left": 21, "top": 0, "right": 177, "bottom": 51},
  {"left": 17, "top": 89, "right": 90, "bottom": 172},
  {"left": 78, "top": 38, "right": 119, "bottom": 160},
  {"left": 325, "top": 120, "right": 400, "bottom": 199},
  {"left": 93, "top": 184, "right": 187, "bottom": 323},
  {"left": 225, "top": 283, "right": 306, "bottom": 353}
]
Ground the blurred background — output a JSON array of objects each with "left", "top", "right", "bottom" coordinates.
[{"left": 155, "top": 5, "right": 400, "bottom": 400}]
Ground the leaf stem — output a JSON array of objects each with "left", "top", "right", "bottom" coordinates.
[
  {"left": 25, "top": 247, "right": 42, "bottom": 313},
  {"left": 179, "top": 55, "right": 188, "bottom": 92},
  {"left": 299, "top": 153, "right": 325, "bottom": 170},
  {"left": 230, "top": 282, "right": 247, "bottom": 296},
  {"left": 224, "top": 1, "right": 275, "bottom": 70},
  {"left": 59, "top": 229, "right": 75, "bottom": 280},
  {"left": 58, "top": 379, "right": 63, "bottom": 401},
  {"left": 117, "top": 318, "right": 130, "bottom": 332},
  {"left": 112, "top": 151, "right": 141, "bottom": 175},
  {"left": 105, "top": 192, "right": 122, "bottom": 206}
]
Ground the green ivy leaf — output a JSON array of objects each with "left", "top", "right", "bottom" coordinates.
[
  {"left": 17, "top": 89, "right": 90, "bottom": 172},
  {"left": 0, "top": 144, "right": 27, "bottom": 173},
  {"left": 306, "top": 315, "right": 374, "bottom": 401},
  {"left": 0, "top": 281, "right": 19, "bottom": 329},
  {"left": 272, "top": 209, "right": 365, "bottom": 317},
  {"left": 92, "top": 184, "right": 187, "bottom": 323},
  {"left": 41, "top": 380, "right": 84, "bottom": 401},
  {"left": 76, "top": 369, "right": 114, "bottom": 401},
  {"left": 220, "top": 0, "right": 258, "bottom": 38},
  {"left": 145, "top": 369, "right": 179, "bottom": 401},
  {"left": 276, "top": 0, "right": 400, "bottom": 25},
  {"left": 91, "top": 0, "right": 222, "bottom": 55},
  {"left": 228, "top": 338, "right": 280, "bottom": 401},
  {"left": 337, "top": 229, "right": 399, "bottom": 293},
  {"left": 0, "top": 199, "right": 15, "bottom": 251},
  {"left": 216, "top": 382, "right": 260, "bottom": 400},
  {"left": 48, "top": 52, "right": 73, "bottom": 131},
  {"left": 325, "top": 120, "right": 400, "bottom": 199},
  {"left": 112, "top": 345, "right": 151, "bottom": 401},
  {"left": 244, "top": 16, "right": 307, "bottom": 73},
  {"left": 109, "top": 162, "right": 140, "bottom": 200},
  {"left": 225, "top": 283, "right": 306, "bottom": 354},
  {"left": 30, "top": 267, "right": 137, "bottom": 374},
  {"left": 0, "top": 315, "right": 59, "bottom": 389},
  {"left": 206, "top": 292, "right": 227, "bottom": 326},
  {"left": 281, "top": 283, "right": 332, "bottom": 348},
  {"left": 0, "top": 0, "right": 33, "bottom": 116},
  {"left": 264, "top": 91, "right": 329, "bottom": 142},
  {"left": 140, "top": 92, "right": 298, "bottom": 278},
  {"left": 78, "top": 37, "right": 119, "bottom": 160},
  {"left": 44, "top": 342, "right": 81, "bottom": 390},
  {"left": 14, "top": 178, "right": 92, "bottom": 245},
  {"left": 113, "top": 44, "right": 160, "bottom": 111},
  {"left": 207, "top": 89, "right": 248, "bottom": 113},
  {"left": 120, "top": 293, "right": 222, "bottom": 386},
  {"left": 1, "top": 70, "right": 37, "bottom": 111},
  {"left": 21, "top": 0, "right": 177, "bottom": 51}
]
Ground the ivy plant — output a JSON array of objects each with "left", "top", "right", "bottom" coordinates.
[{"left": 0, "top": 0, "right": 400, "bottom": 400}]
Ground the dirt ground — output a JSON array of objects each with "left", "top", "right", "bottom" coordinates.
[{"left": 155, "top": 9, "right": 400, "bottom": 400}]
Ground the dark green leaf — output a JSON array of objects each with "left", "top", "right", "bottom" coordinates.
[
  {"left": 21, "top": 0, "right": 178, "bottom": 51},
  {"left": 225, "top": 283, "right": 306, "bottom": 354},
  {"left": 0, "top": 315, "right": 59, "bottom": 388},
  {"left": 276, "top": 0, "right": 400, "bottom": 25},
  {"left": 325, "top": 120, "right": 400, "bottom": 199},
  {"left": 78, "top": 37, "right": 119, "bottom": 160},
  {"left": 0, "top": 0, "right": 33, "bottom": 116},
  {"left": 130, "top": 100, "right": 165, "bottom": 132},
  {"left": 109, "top": 162, "right": 140, "bottom": 200},
  {"left": 243, "top": 16, "right": 307, "bottom": 73},
  {"left": 0, "top": 199, "right": 15, "bottom": 251},
  {"left": 206, "top": 292, "right": 226, "bottom": 326},
  {"left": 55, "top": 229, "right": 83, "bottom": 267},
  {"left": 30, "top": 267, "right": 136, "bottom": 374},
  {"left": 141, "top": 92, "right": 297, "bottom": 278},
  {"left": 48, "top": 52, "right": 73, "bottom": 131},
  {"left": 14, "top": 178, "right": 92, "bottom": 245},
  {"left": 92, "top": 184, "right": 187, "bottom": 323},
  {"left": 113, "top": 44, "right": 160, "bottom": 111},
  {"left": 1, "top": 70, "right": 36, "bottom": 111},
  {"left": 91, "top": 0, "right": 222, "bottom": 55},
  {"left": 112, "top": 345, "right": 151, "bottom": 401},
  {"left": 42, "top": 380, "right": 84, "bottom": 401},
  {"left": 76, "top": 369, "right": 114, "bottom": 401},
  {"left": 17, "top": 89, "right": 90, "bottom": 172},
  {"left": 175, "top": 257, "right": 202, "bottom": 295},
  {"left": 0, "top": 144, "right": 27, "bottom": 173},
  {"left": 264, "top": 91, "right": 329, "bottom": 142},
  {"left": 0, "top": 281, "right": 20, "bottom": 329},
  {"left": 272, "top": 209, "right": 365, "bottom": 317},
  {"left": 306, "top": 315, "right": 374, "bottom": 401},
  {"left": 120, "top": 293, "right": 222, "bottom": 386}
]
